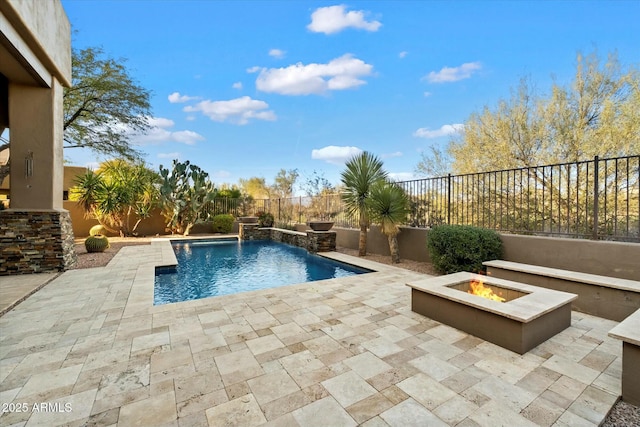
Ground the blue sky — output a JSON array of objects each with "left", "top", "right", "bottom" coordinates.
[{"left": 61, "top": 0, "right": 639, "bottom": 191}]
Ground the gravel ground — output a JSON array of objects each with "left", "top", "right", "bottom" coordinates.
[
  {"left": 72, "top": 237, "right": 152, "bottom": 269},
  {"left": 71, "top": 237, "right": 639, "bottom": 425}
]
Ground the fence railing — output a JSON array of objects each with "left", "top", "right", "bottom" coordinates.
[{"left": 202, "top": 155, "right": 639, "bottom": 241}]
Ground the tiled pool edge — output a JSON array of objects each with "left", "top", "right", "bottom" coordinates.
[{"left": 121, "top": 237, "right": 407, "bottom": 319}]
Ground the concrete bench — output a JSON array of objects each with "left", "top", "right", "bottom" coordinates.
[
  {"left": 483, "top": 260, "right": 640, "bottom": 322},
  {"left": 608, "top": 308, "right": 640, "bottom": 406}
]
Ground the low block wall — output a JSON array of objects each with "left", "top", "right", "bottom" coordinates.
[
  {"left": 609, "top": 309, "right": 640, "bottom": 406},
  {"left": 335, "top": 226, "right": 640, "bottom": 281},
  {"left": 500, "top": 234, "right": 640, "bottom": 281},
  {"left": 335, "top": 226, "right": 429, "bottom": 262},
  {"left": 485, "top": 267, "right": 640, "bottom": 322}
]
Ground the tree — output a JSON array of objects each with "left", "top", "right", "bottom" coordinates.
[
  {"left": 301, "top": 170, "right": 335, "bottom": 197},
  {"left": 70, "top": 159, "right": 159, "bottom": 236},
  {"left": 0, "top": 47, "right": 152, "bottom": 184},
  {"left": 414, "top": 145, "right": 453, "bottom": 178},
  {"left": 271, "top": 168, "right": 299, "bottom": 199},
  {"left": 239, "top": 177, "right": 271, "bottom": 199},
  {"left": 340, "top": 152, "right": 387, "bottom": 256},
  {"left": 302, "top": 170, "right": 338, "bottom": 221},
  {"left": 64, "top": 47, "right": 152, "bottom": 160},
  {"left": 416, "top": 50, "right": 640, "bottom": 174},
  {"left": 368, "top": 180, "right": 409, "bottom": 263},
  {"left": 158, "top": 160, "right": 217, "bottom": 236}
]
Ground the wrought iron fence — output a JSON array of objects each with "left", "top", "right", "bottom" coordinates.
[
  {"left": 396, "top": 155, "right": 639, "bottom": 241},
  {"left": 202, "top": 155, "right": 639, "bottom": 241}
]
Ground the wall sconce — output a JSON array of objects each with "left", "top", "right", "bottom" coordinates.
[{"left": 25, "top": 151, "right": 33, "bottom": 178}]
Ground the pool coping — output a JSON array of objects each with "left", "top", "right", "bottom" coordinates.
[{"left": 122, "top": 236, "right": 404, "bottom": 319}]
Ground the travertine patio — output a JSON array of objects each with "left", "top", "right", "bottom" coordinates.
[{"left": 0, "top": 240, "right": 623, "bottom": 426}]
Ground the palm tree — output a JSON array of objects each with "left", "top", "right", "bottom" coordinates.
[
  {"left": 340, "top": 151, "right": 387, "bottom": 256},
  {"left": 368, "top": 180, "right": 410, "bottom": 263}
]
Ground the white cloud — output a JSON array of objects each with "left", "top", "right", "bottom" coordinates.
[
  {"left": 311, "top": 145, "right": 363, "bottom": 165},
  {"left": 168, "top": 92, "right": 199, "bottom": 103},
  {"left": 308, "top": 5, "right": 381, "bottom": 34},
  {"left": 135, "top": 116, "right": 205, "bottom": 145},
  {"left": 148, "top": 117, "right": 175, "bottom": 128},
  {"left": 399, "top": 51, "right": 408, "bottom": 59},
  {"left": 382, "top": 151, "right": 403, "bottom": 159},
  {"left": 424, "top": 62, "right": 481, "bottom": 83},
  {"left": 247, "top": 66, "right": 261, "bottom": 73},
  {"left": 84, "top": 161, "right": 101, "bottom": 170},
  {"left": 389, "top": 172, "right": 416, "bottom": 182},
  {"left": 269, "top": 48, "right": 286, "bottom": 59},
  {"left": 423, "top": 91, "right": 432, "bottom": 97},
  {"left": 232, "top": 82, "right": 243, "bottom": 90},
  {"left": 184, "top": 96, "right": 277, "bottom": 125},
  {"left": 157, "top": 152, "right": 180, "bottom": 159},
  {"left": 413, "top": 124, "right": 464, "bottom": 139},
  {"left": 254, "top": 54, "right": 373, "bottom": 95},
  {"left": 171, "top": 130, "right": 205, "bottom": 145}
]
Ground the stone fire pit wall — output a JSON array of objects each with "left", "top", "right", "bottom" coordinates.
[
  {"left": 239, "top": 223, "right": 335, "bottom": 253},
  {"left": 407, "top": 272, "right": 578, "bottom": 354}
]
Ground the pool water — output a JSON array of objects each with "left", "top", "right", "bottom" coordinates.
[{"left": 154, "top": 239, "right": 371, "bottom": 305}]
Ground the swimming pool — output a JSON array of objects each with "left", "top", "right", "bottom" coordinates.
[{"left": 154, "top": 239, "right": 372, "bottom": 305}]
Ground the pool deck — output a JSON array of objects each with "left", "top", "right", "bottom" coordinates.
[{"left": 0, "top": 239, "right": 624, "bottom": 426}]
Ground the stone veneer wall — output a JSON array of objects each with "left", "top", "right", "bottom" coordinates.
[
  {"left": 238, "top": 224, "right": 271, "bottom": 241},
  {"left": 307, "top": 231, "right": 336, "bottom": 253},
  {"left": 271, "top": 229, "right": 308, "bottom": 249},
  {"left": 0, "top": 210, "right": 77, "bottom": 275},
  {"left": 239, "top": 224, "right": 335, "bottom": 253}
]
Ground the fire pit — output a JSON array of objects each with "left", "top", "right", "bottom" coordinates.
[{"left": 407, "top": 272, "right": 577, "bottom": 354}]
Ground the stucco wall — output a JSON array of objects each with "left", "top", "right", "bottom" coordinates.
[
  {"left": 1, "top": 0, "right": 72, "bottom": 85},
  {"left": 500, "top": 234, "right": 640, "bottom": 281},
  {"left": 335, "top": 225, "right": 430, "bottom": 262},
  {"left": 335, "top": 226, "right": 640, "bottom": 280}
]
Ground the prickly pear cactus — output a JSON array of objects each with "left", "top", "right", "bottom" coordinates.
[{"left": 85, "top": 235, "right": 110, "bottom": 253}]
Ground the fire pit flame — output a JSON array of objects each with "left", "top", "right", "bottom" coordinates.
[{"left": 468, "top": 279, "right": 506, "bottom": 302}]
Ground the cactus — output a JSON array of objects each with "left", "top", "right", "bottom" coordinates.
[
  {"left": 85, "top": 235, "right": 110, "bottom": 253},
  {"left": 158, "top": 160, "right": 217, "bottom": 235},
  {"left": 89, "top": 224, "right": 106, "bottom": 236}
]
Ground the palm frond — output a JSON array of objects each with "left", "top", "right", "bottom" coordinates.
[{"left": 368, "top": 180, "right": 410, "bottom": 237}]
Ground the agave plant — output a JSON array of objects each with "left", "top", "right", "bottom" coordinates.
[
  {"left": 368, "top": 180, "right": 410, "bottom": 263},
  {"left": 340, "top": 152, "right": 387, "bottom": 256}
]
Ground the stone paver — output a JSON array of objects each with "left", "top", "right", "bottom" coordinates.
[{"left": 0, "top": 241, "right": 626, "bottom": 426}]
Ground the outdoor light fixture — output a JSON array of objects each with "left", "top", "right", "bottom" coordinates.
[{"left": 24, "top": 151, "right": 33, "bottom": 178}]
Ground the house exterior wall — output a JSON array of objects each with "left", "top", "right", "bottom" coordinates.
[{"left": 0, "top": 0, "right": 74, "bottom": 274}]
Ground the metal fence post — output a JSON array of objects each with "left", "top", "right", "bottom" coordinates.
[
  {"left": 592, "top": 155, "right": 599, "bottom": 240},
  {"left": 447, "top": 173, "right": 452, "bottom": 224}
]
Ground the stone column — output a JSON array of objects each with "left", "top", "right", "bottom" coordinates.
[
  {"left": 0, "top": 78, "right": 76, "bottom": 274},
  {"left": 306, "top": 231, "right": 337, "bottom": 253}
]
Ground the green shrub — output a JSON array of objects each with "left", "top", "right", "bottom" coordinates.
[
  {"left": 257, "top": 211, "right": 274, "bottom": 227},
  {"left": 212, "top": 214, "right": 234, "bottom": 233},
  {"left": 427, "top": 225, "right": 502, "bottom": 274}
]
